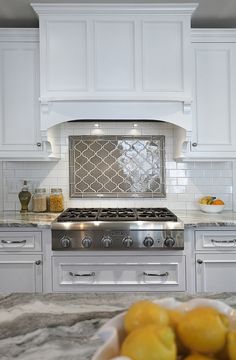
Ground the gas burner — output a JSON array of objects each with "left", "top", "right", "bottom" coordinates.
[
  {"left": 57, "top": 208, "right": 99, "bottom": 222},
  {"left": 98, "top": 208, "right": 136, "bottom": 221},
  {"left": 136, "top": 208, "right": 178, "bottom": 221}
]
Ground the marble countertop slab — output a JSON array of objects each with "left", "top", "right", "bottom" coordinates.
[
  {"left": 0, "top": 210, "right": 236, "bottom": 229},
  {"left": 0, "top": 292, "right": 235, "bottom": 360}
]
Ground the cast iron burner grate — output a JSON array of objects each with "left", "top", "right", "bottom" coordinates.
[
  {"left": 56, "top": 207, "right": 178, "bottom": 222},
  {"left": 98, "top": 208, "right": 137, "bottom": 221},
  {"left": 56, "top": 208, "right": 99, "bottom": 222},
  {"left": 136, "top": 208, "right": 178, "bottom": 221}
]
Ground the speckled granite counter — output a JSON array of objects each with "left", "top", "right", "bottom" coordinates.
[
  {"left": 0, "top": 292, "right": 235, "bottom": 360},
  {"left": 0, "top": 212, "right": 58, "bottom": 228},
  {"left": 175, "top": 210, "right": 236, "bottom": 228},
  {"left": 0, "top": 292, "right": 236, "bottom": 360},
  {"left": 0, "top": 210, "right": 236, "bottom": 229}
]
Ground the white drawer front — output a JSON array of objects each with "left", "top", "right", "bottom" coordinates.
[
  {"left": 195, "top": 231, "right": 236, "bottom": 251},
  {"left": 0, "top": 232, "right": 42, "bottom": 252},
  {"left": 52, "top": 255, "right": 186, "bottom": 292}
]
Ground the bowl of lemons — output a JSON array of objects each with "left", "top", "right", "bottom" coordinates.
[
  {"left": 199, "top": 196, "right": 225, "bottom": 213},
  {"left": 92, "top": 298, "right": 236, "bottom": 360}
]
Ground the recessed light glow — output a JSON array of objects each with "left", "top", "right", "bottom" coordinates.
[
  {"left": 133, "top": 123, "right": 138, "bottom": 128},
  {"left": 94, "top": 123, "right": 100, "bottom": 128}
]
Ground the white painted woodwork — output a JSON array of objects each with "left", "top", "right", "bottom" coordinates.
[
  {"left": 32, "top": 3, "right": 197, "bottom": 130},
  {"left": 0, "top": 254, "right": 42, "bottom": 292},
  {"left": 142, "top": 21, "right": 183, "bottom": 92},
  {"left": 0, "top": 31, "right": 41, "bottom": 152},
  {"left": 0, "top": 232, "right": 42, "bottom": 252},
  {"left": 192, "top": 42, "right": 236, "bottom": 152},
  {"left": 195, "top": 231, "right": 236, "bottom": 251},
  {"left": 52, "top": 255, "right": 186, "bottom": 292},
  {"left": 196, "top": 253, "right": 236, "bottom": 292}
]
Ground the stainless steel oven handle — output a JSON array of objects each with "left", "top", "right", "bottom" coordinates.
[
  {"left": 211, "top": 239, "right": 236, "bottom": 244},
  {"left": 143, "top": 271, "right": 169, "bottom": 277},
  {"left": 1, "top": 239, "right": 27, "bottom": 244},
  {"left": 69, "top": 271, "right": 95, "bottom": 277}
]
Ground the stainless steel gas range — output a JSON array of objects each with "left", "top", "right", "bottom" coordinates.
[{"left": 52, "top": 208, "right": 184, "bottom": 251}]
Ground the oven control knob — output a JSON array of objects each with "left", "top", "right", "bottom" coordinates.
[
  {"left": 164, "top": 236, "right": 175, "bottom": 248},
  {"left": 122, "top": 236, "right": 133, "bottom": 248},
  {"left": 101, "top": 235, "right": 112, "bottom": 248},
  {"left": 82, "top": 237, "right": 92, "bottom": 248},
  {"left": 60, "top": 236, "right": 71, "bottom": 248},
  {"left": 143, "top": 236, "right": 154, "bottom": 247}
]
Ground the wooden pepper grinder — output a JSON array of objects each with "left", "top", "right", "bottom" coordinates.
[{"left": 18, "top": 180, "right": 31, "bottom": 213}]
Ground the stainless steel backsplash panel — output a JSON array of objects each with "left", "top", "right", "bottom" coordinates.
[{"left": 69, "top": 135, "right": 165, "bottom": 198}]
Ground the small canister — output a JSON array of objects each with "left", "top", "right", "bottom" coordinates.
[
  {"left": 49, "top": 188, "right": 64, "bottom": 212},
  {"left": 32, "top": 188, "right": 47, "bottom": 213}
]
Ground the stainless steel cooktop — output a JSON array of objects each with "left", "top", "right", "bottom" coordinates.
[{"left": 52, "top": 208, "right": 184, "bottom": 251}]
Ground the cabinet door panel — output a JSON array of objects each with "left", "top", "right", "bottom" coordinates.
[
  {"left": 0, "top": 254, "right": 42, "bottom": 293},
  {"left": 196, "top": 253, "right": 236, "bottom": 292},
  {"left": 192, "top": 43, "right": 236, "bottom": 152},
  {"left": 0, "top": 42, "right": 40, "bottom": 151}
]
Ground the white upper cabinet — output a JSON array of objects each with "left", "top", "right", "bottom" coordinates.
[
  {"left": 175, "top": 30, "right": 236, "bottom": 160},
  {"left": 32, "top": 3, "right": 197, "bottom": 128},
  {"left": 0, "top": 29, "right": 60, "bottom": 160}
]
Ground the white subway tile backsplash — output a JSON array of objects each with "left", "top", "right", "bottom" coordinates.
[{"left": 1, "top": 121, "right": 233, "bottom": 211}]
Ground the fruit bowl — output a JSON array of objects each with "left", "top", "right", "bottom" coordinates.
[
  {"left": 92, "top": 298, "right": 236, "bottom": 360},
  {"left": 199, "top": 203, "right": 225, "bottom": 213}
]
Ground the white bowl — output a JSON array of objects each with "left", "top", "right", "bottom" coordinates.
[
  {"left": 199, "top": 203, "right": 225, "bottom": 213},
  {"left": 92, "top": 297, "right": 236, "bottom": 360}
]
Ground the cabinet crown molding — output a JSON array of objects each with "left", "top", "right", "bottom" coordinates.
[
  {"left": 191, "top": 28, "right": 236, "bottom": 42},
  {"left": 0, "top": 28, "right": 39, "bottom": 42},
  {"left": 31, "top": 3, "right": 198, "bottom": 15}
]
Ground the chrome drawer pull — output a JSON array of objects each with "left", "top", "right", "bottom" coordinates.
[
  {"left": 143, "top": 271, "right": 169, "bottom": 277},
  {"left": 211, "top": 239, "right": 236, "bottom": 244},
  {"left": 1, "top": 239, "right": 27, "bottom": 244},
  {"left": 69, "top": 271, "right": 95, "bottom": 277}
]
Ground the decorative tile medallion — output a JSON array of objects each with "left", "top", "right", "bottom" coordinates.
[{"left": 69, "top": 135, "right": 165, "bottom": 198}]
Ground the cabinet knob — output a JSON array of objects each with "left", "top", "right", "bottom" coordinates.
[
  {"left": 197, "top": 259, "right": 203, "bottom": 264},
  {"left": 35, "top": 260, "right": 41, "bottom": 265},
  {"left": 192, "top": 142, "right": 198, "bottom": 147},
  {"left": 36, "top": 142, "right": 42, "bottom": 147}
]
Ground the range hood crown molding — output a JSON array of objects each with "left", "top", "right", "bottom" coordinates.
[{"left": 31, "top": 3, "right": 198, "bottom": 16}]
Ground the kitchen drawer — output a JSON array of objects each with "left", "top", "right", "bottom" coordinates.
[
  {"left": 52, "top": 255, "right": 186, "bottom": 292},
  {"left": 0, "top": 232, "right": 42, "bottom": 252},
  {"left": 195, "top": 231, "right": 236, "bottom": 251}
]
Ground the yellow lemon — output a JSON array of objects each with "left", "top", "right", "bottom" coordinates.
[
  {"left": 177, "top": 307, "right": 228, "bottom": 354},
  {"left": 184, "top": 355, "right": 217, "bottom": 360},
  {"left": 227, "top": 331, "right": 236, "bottom": 360},
  {"left": 124, "top": 300, "right": 169, "bottom": 333},
  {"left": 167, "top": 309, "right": 188, "bottom": 356},
  {"left": 121, "top": 324, "right": 176, "bottom": 360}
]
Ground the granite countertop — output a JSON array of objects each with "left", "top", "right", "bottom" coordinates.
[
  {"left": 0, "top": 210, "right": 236, "bottom": 229},
  {"left": 0, "top": 292, "right": 235, "bottom": 360},
  {"left": 0, "top": 212, "right": 58, "bottom": 228}
]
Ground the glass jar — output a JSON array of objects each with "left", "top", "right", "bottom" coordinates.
[
  {"left": 32, "top": 188, "right": 47, "bottom": 213},
  {"left": 49, "top": 188, "right": 64, "bottom": 212}
]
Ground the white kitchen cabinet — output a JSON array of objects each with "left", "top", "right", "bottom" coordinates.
[
  {"left": 195, "top": 253, "right": 236, "bottom": 292},
  {"left": 0, "top": 29, "right": 59, "bottom": 160},
  {"left": 52, "top": 254, "right": 186, "bottom": 292},
  {"left": 0, "top": 230, "right": 43, "bottom": 293},
  {"left": 0, "top": 254, "right": 42, "bottom": 292},
  {"left": 195, "top": 229, "right": 236, "bottom": 292},
  {"left": 177, "top": 30, "right": 236, "bottom": 161}
]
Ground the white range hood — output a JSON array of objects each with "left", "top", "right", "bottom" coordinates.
[{"left": 32, "top": 3, "right": 198, "bottom": 132}]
